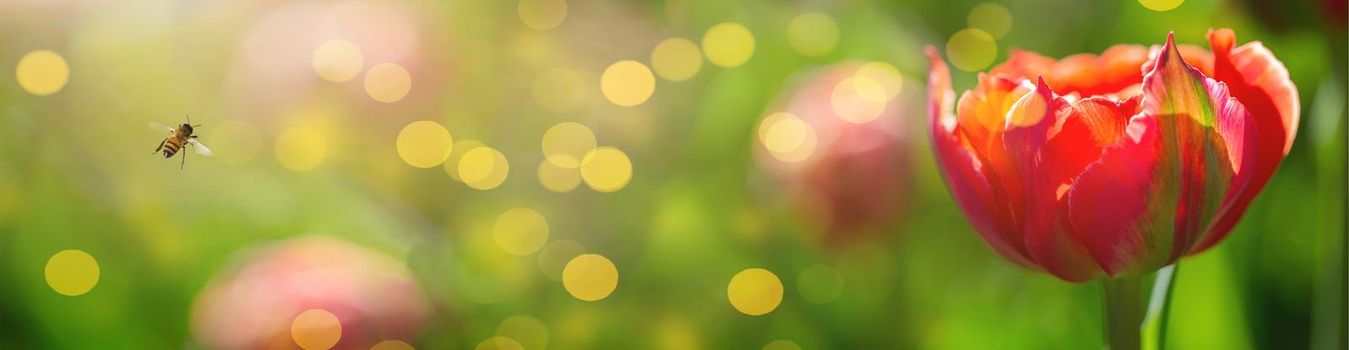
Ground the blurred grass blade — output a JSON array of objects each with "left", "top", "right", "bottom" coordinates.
[{"left": 1142, "top": 264, "right": 1178, "bottom": 350}]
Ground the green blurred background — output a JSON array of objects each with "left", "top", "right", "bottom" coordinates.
[{"left": 0, "top": 0, "right": 1344, "bottom": 349}]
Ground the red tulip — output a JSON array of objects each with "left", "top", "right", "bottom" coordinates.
[{"left": 926, "top": 30, "right": 1298, "bottom": 282}]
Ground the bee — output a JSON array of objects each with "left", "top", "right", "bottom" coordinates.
[{"left": 150, "top": 114, "right": 213, "bottom": 169}]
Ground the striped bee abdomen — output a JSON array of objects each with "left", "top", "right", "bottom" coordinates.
[{"left": 163, "top": 137, "right": 184, "bottom": 158}]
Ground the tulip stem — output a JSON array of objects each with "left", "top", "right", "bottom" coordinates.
[
  {"left": 1103, "top": 273, "right": 1144, "bottom": 350},
  {"left": 1142, "top": 264, "right": 1179, "bottom": 350}
]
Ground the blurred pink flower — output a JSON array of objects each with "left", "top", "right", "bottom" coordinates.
[
  {"left": 755, "top": 62, "right": 915, "bottom": 242},
  {"left": 190, "top": 235, "right": 429, "bottom": 349}
]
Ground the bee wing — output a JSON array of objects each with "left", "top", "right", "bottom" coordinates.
[
  {"left": 188, "top": 139, "right": 214, "bottom": 156},
  {"left": 149, "top": 123, "right": 176, "bottom": 134}
]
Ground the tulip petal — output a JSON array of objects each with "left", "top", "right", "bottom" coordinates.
[
  {"left": 998, "top": 43, "right": 1224, "bottom": 100},
  {"left": 1146, "top": 34, "right": 1248, "bottom": 258},
  {"left": 1001, "top": 78, "right": 1111, "bottom": 281},
  {"left": 1143, "top": 44, "right": 1216, "bottom": 77},
  {"left": 1067, "top": 114, "right": 1168, "bottom": 275},
  {"left": 989, "top": 49, "right": 1056, "bottom": 83},
  {"left": 952, "top": 75, "right": 1034, "bottom": 230},
  {"left": 927, "top": 47, "right": 955, "bottom": 129},
  {"left": 1208, "top": 28, "right": 1298, "bottom": 153},
  {"left": 991, "top": 45, "right": 1151, "bottom": 97},
  {"left": 1189, "top": 28, "right": 1300, "bottom": 253},
  {"left": 1068, "top": 34, "right": 1252, "bottom": 275},
  {"left": 957, "top": 74, "right": 1031, "bottom": 148},
  {"left": 926, "top": 47, "right": 1036, "bottom": 267}
]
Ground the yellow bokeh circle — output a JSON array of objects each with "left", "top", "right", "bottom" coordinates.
[
  {"left": 459, "top": 146, "right": 510, "bottom": 190},
  {"left": 856, "top": 62, "right": 903, "bottom": 99},
  {"left": 650, "top": 37, "right": 703, "bottom": 82},
  {"left": 946, "top": 28, "right": 998, "bottom": 72},
  {"left": 493, "top": 208, "right": 550, "bottom": 256},
  {"left": 702, "top": 22, "right": 755, "bottom": 68},
  {"left": 757, "top": 113, "right": 817, "bottom": 163},
  {"left": 541, "top": 122, "right": 596, "bottom": 168},
  {"left": 444, "top": 139, "right": 487, "bottom": 182},
  {"left": 760, "top": 114, "right": 806, "bottom": 153},
  {"left": 830, "top": 76, "right": 889, "bottom": 123},
  {"left": 787, "top": 13, "right": 839, "bottom": 57},
  {"left": 396, "top": 120, "right": 454, "bottom": 168},
  {"left": 291, "top": 308, "right": 342, "bottom": 350},
  {"left": 275, "top": 126, "right": 329, "bottom": 172},
  {"left": 16, "top": 50, "right": 69, "bottom": 96},
  {"left": 312, "top": 39, "right": 364, "bottom": 83},
  {"left": 496, "top": 315, "right": 549, "bottom": 350},
  {"left": 533, "top": 69, "right": 587, "bottom": 113},
  {"left": 562, "top": 253, "right": 618, "bottom": 301},
  {"left": 727, "top": 268, "right": 783, "bottom": 316},
  {"left": 600, "top": 60, "right": 656, "bottom": 107},
  {"left": 364, "top": 62, "right": 412, "bottom": 103},
  {"left": 371, "top": 340, "right": 415, "bottom": 350},
  {"left": 967, "top": 3, "right": 1013, "bottom": 39},
  {"left": 579, "top": 146, "right": 632, "bottom": 192},
  {"left": 518, "top": 0, "right": 568, "bottom": 30},
  {"left": 538, "top": 159, "right": 582, "bottom": 193},
  {"left": 1138, "top": 0, "right": 1184, "bottom": 11},
  {"left": 44, "top": 249, "right": 99, "bottom": 296}
]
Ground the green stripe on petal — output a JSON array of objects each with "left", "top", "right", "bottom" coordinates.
[
  {"left": 1140, "top": 33, "right": 1242, "bottom": 261},
  {"left": 1144, "top": 33, "right": 1219, "bottom": 128}
]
